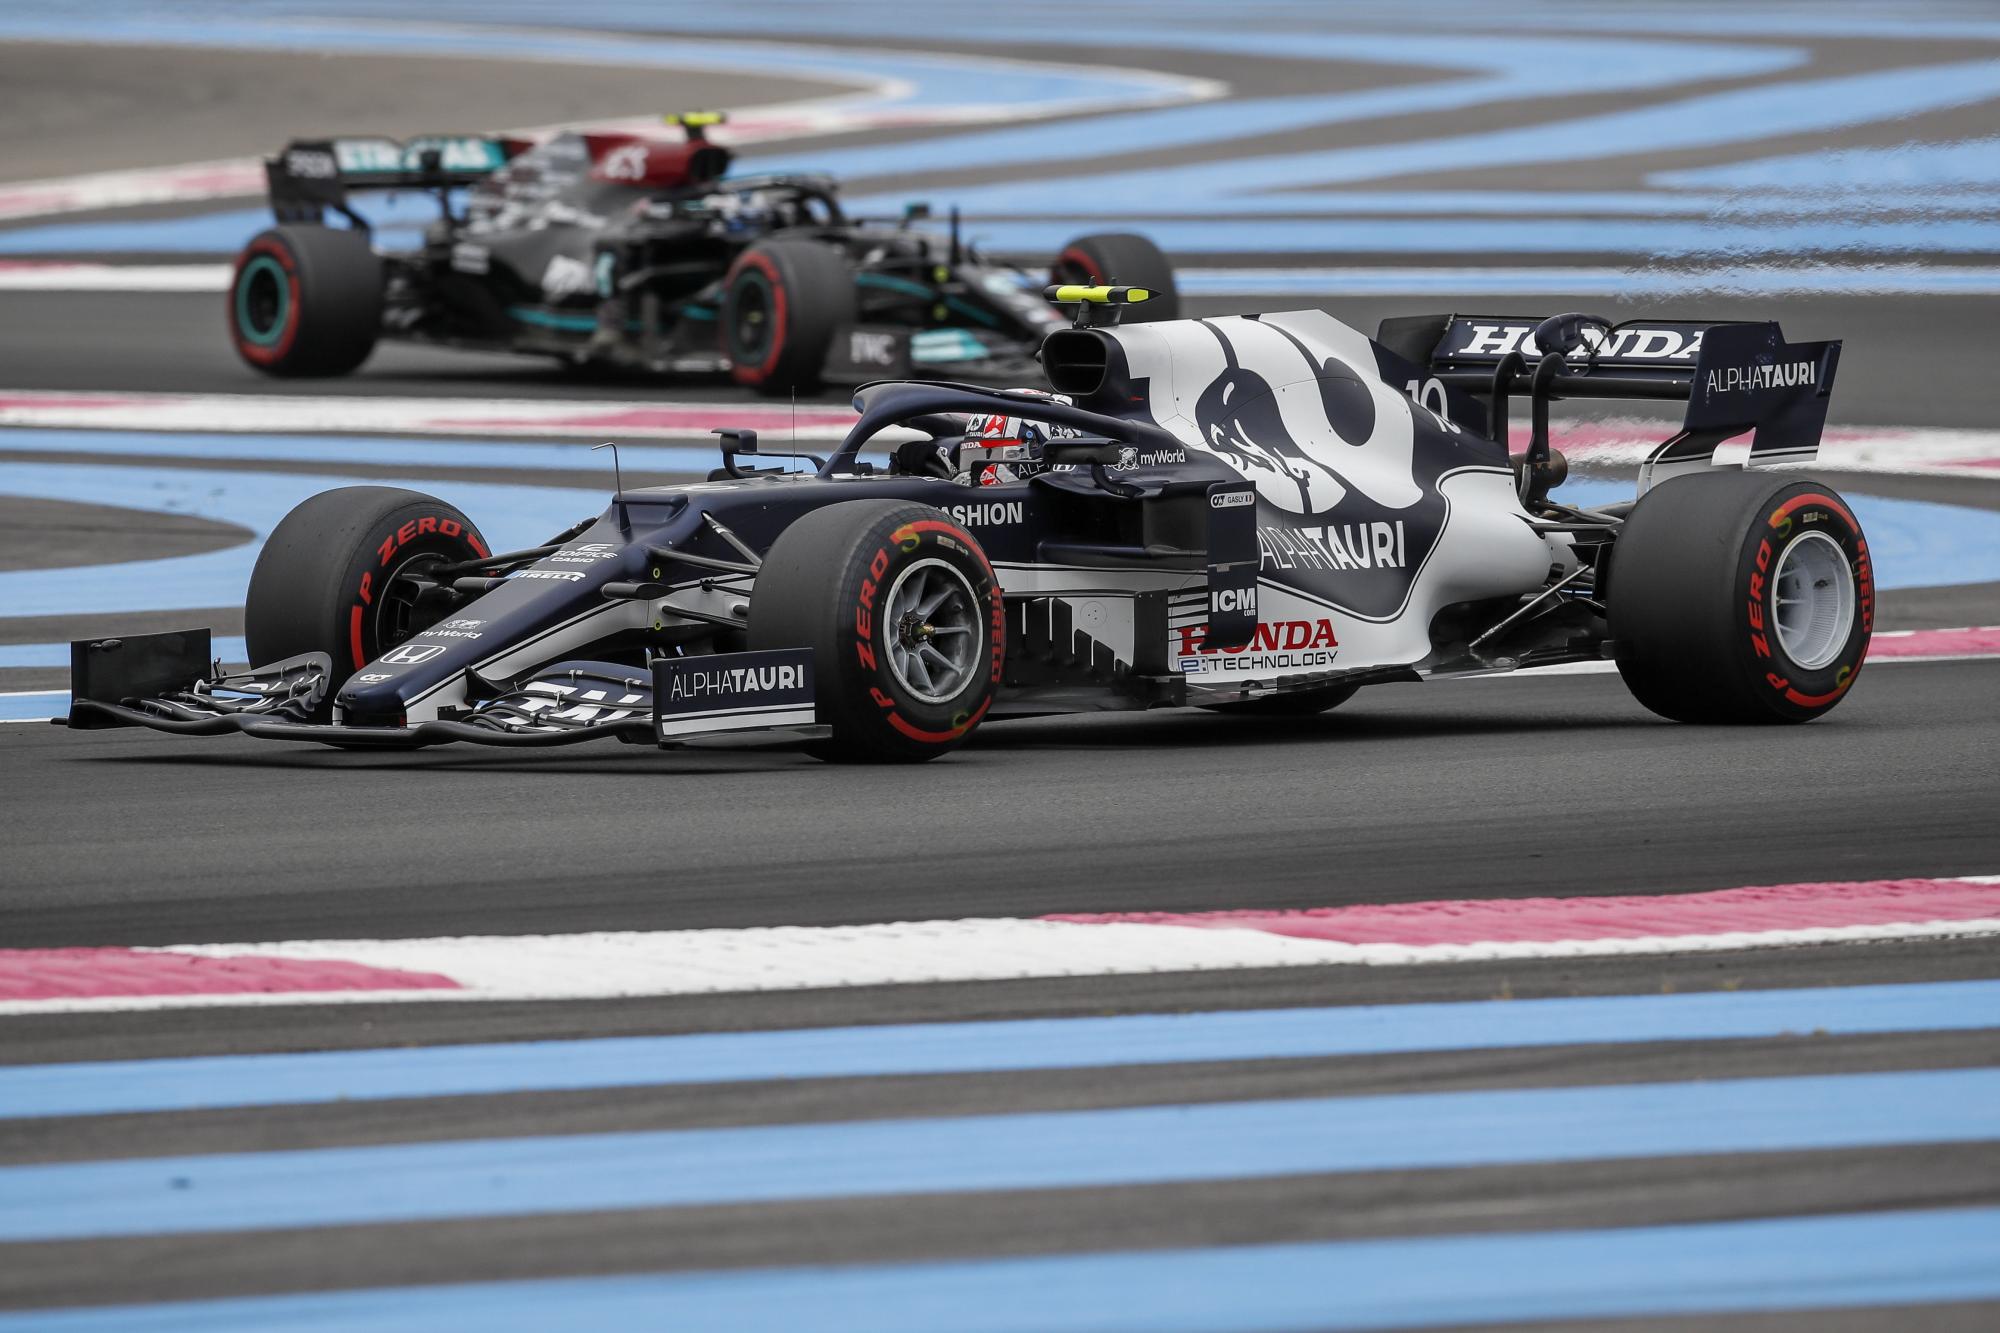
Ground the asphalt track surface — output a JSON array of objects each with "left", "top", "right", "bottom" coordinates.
[
  {"left": 8, "top": 657, "right": 2000, "bottom": 948},
  {"left": 2, "top": 8, "right": 1998, "bottom": 1328}
]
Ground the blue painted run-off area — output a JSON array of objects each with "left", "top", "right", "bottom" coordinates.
[
  {"left": 0, "top": 1206, "right": 1993, "bottom": 1333},
  {"left": 1, "top": 1067, "right": 1996, "bottom": 1242},
  {"left": 3, "top": 979, "right": 1994, "bottom": 1120}
]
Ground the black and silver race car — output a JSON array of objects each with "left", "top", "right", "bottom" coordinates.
[
  {"left": 75, "top": 289, "right": 1868, "bottom": 762},
  {"left": 226, "top": 114, "right": 1177, "bottom": 393}
]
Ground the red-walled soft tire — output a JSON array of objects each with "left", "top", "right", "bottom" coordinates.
[
  {"left": 721, "top": 238, "right": 854, "bottom": 394},
  {"left": 748, "top": 500, "right": 1003, "bottom": 762},
  {"left": 1609, "top": 472, "right": 1873, "bottom": 724},
  {"left": 246, "top": 486, "right": 488, "bottom": 718},
  {"left": 1050, "top": 232, "right": 1179, "bottom": 322},
  {"left": 228, "top": 225, "right": 383, "bottom": 377}
]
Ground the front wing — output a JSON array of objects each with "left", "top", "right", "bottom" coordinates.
[{"left": 63, "top": 631, "right": 823, "bottom": 750}]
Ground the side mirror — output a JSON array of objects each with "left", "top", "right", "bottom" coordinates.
[
  {"left": 1532, "top": 311, "right": 1611, "bottom": 357},
  {"left": 1041, "top": 440, "right": 1124, "bottom": 467}
]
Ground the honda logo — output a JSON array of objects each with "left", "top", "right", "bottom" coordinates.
[{"left": 380, "top": 643, "right": 445, "bottom": 666}]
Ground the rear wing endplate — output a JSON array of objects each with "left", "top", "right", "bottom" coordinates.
[
  {"left": 266, "top": 136, "right": 520, "bottom": 225},
  {"left": 1396, "top": 314, "right": 1840, "bottom": 493}
]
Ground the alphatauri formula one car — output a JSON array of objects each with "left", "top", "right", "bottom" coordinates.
[
  {"left": 226, "top": 115, "right": 1177, "bottom": 393},
  {"left": 71, "top": 290, "right": 1868, "bottom": 762}
]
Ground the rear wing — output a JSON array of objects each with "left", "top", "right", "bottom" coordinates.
[
  {"left": 1380, "top": 313, "right": 1841, "bottom": 493},
  {"left": 266, "top": 136, "right": 523, "bottom": 226}
]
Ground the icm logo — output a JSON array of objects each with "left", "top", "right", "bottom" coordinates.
[
  {"left": 380, "top": 643, "right": 445, "bottom": 666},
  {"left": 1212, "top": 586, "right": 1257, "bottom": 614}
]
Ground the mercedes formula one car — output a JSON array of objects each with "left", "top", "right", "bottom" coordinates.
[
  {"left": 226, "top": 114, "right": 1177, "bottom": 393},
  {"left": 72, "top": 289, "right": 1868, "bottom": 762}
]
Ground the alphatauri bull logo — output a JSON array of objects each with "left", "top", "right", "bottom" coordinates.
[{"left": 1125, "top": 312, "right": 1509, "bottom": 621}]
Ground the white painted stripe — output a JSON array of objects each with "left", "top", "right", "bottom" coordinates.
[
  {"left": 0, "top": 389, "right": 857, "bottom": 441},
  {"left": 1179, "top": 265, "right": 2000, "bottom": 297},
  {"left": 0, "top": 262, "right": 232, "bottom": 292},
  {"left": 7, "top": 909, "right": 1999, "bottom": 1014},
  {"left": 0, "top": 161, "right": 265, "bottom": 223},
  {"left": 6, "top": 390, "right": 2000, "bottom": 475},
  {"left": 0, "top": 32, "right": 1219, "bottom": 223},
  {"left": 16, "top": 264, "right": 2000, "bottom": 300}
]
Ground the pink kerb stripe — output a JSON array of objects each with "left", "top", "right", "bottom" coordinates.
[
  {"left": 0, "top": 949, "right": 460, "bottom": 1001},
  {"left": 425, "top": 406, "right": 853, "bottom": 432},
  {"left": 1867, "top": 627, "right": 2000, "bottom": 659},
  {"left": 1048, "top": 878, "right": 2000, "bottom": 946}
]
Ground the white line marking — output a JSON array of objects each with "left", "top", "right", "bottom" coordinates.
[
  {"left": 18, "top": 264, "right": 2000, "bottom": 301},
  {"left": 0, "top": 263, "right": 233, "bottom": 292},
  {"left": 0, "top": 389, "right": 857, "bottom": 440},
  {"left": 1178, "top": 265, "right": 2000, "bottom": 298},
  {"left": 0, "top": 28, "right": 1219, "bottom": 223},
  {"left": 7, "top": 907, "right": 1999, "bottom": 1013},
  {"left": 6, "top": 390, "right": 2000, "bottom": 476}
]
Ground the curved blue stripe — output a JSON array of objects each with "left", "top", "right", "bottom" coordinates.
[
  {"left": 1, "top": 1207, "right": 1995, "bottom": 1333},
  {"left": 5, "top": 979, "right": 1992, "bottom": 1121},
  {"left": 1555, "top": 480, "right": 2000, "bottom": 591},
  {"left": 0, "top": 1068, "right": 1996, "bottom": 1242},
  {"left": 13, "top": 210, "right": 2000, "bottom": 259},
  {"left": 0, "top": 462, "right": 601, "bottom": 616}
]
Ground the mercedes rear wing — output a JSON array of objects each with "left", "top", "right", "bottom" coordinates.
[
  {"left": 265, "top": 136, "right": 525, "bottom": 227},
  {"left": 1379, "top": 313, "right": 1841, "bottom": 494}
]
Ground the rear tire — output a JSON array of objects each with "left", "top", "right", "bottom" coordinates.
[
  {"left": 229, "top": 225, "right": 382, "bottom": 377},
  {"left": 748, "top": 500, "right": 1003, "bottom": 762},
  {"left": 1051, "top": 232, "right": 1179, "bottom": 322},
  {"left": 246, "top": 486, "right": 488, "bottom": 718},
  {"left": 1608, "top": 472, "right": 1872, "bottom": 723},
  {"left": 722, "top": 238, "right": 854, "bottom": 394}
]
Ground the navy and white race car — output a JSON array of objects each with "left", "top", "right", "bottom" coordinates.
[{"left": 70, "top": 288, "right": 1867, "bottom": 761}]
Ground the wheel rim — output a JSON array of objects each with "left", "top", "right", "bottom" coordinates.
[
  {"left": 1772, "top": 529, "right": 1855, "bottom": 670},
  {"left": 883, "top": 557, "right": 981, "bottom": 704},
  {"left": 235, "top": 255, "right": 289, "bottom": 346},
  {"left": 1051, "top": 254, "right": 1099, "bottom": 286},
  {"left": 372, "top": 551, "right": 446, "bottom": 655},
  {"left": 730, "top": 274, "right": 773, "bottom": 364}
]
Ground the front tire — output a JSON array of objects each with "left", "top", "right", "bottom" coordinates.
[
  {"left": 246, "top": 486, "right": 488, "bottom": 717},
  {"left": 1051, "top": 232, "right": 1179, "bottom": 322},
  {"left": 748, "top": 500, "right": 1003, "bottom": 762},
  {"left": 1609, "top": 472, "right": 1872, "bottom": 723},
  {"left": 229, "top": 225, "right": 383, "bottom": 377},
  {"left": 722, "top": 238, "right": 855, "bottom": 394}
]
